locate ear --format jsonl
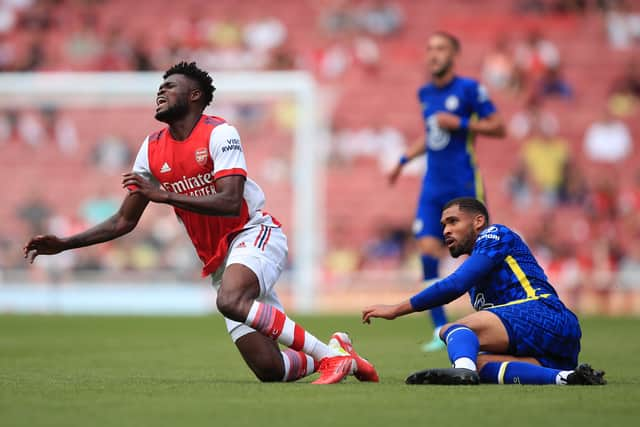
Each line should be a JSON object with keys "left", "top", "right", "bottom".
{"left": 473, "top": 214, "right": 486, "bottom": 231}
{"left": 190, "top": 88, "right": 202, "bottom": 103}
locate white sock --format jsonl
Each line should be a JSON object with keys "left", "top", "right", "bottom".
{"left": 453, "top": 357, "right": 477, "bottom": 371}
{"left": 555, "top": 370, "right": 573, "bottom": 385}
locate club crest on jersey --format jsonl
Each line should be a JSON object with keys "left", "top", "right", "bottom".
{"left": 195, "top": 147, "right": 208, "bottom": 166}
{"left": 445, "top": 95, "right": 459, "bottom": 111}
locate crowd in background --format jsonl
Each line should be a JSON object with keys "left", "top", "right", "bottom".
{"left": 1, "top": 0, "right": 639, "bottom": 314}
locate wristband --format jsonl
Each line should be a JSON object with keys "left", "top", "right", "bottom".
{"left": 459, "top": 117, "right": 469, "bottom": 131}
{"left": 399, "top": 155, "right": 409, "bottom": 166}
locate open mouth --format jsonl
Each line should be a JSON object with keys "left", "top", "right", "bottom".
{"left": 156, "top": 97, "right": 168, "bottom": 108}
{"left": 445, "top": 237, "right": 455, "bottom": 247}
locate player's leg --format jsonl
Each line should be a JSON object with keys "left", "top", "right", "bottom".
{"left": 215, "top": 226, "right": 353, "bottom": 384}
{"left": 414, "top": 197, "right": 448, "bottom": 352}
{"left": 476, "top": 354, "right": 605, "bottom": 385}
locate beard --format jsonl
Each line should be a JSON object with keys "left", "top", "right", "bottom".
{"left": 155, "top": 98, "right": 189, "bottom": 123}
{"left": 431, "top": 59, "right": 452, "bottom": 79}
{"left": 448, "top": 227, "right": 475, "bottom": 258}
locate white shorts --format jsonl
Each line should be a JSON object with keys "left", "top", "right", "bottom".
{"left": 211, "top": 224, "right": 288, "bottom": 342}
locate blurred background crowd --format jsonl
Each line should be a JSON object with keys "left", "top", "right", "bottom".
{"left": 1, "top": 0, "right": 639, "bottom": 314}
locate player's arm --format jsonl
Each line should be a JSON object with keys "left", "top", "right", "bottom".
{"left": 122, "top": 173, "right": 244, "bottom": 217}
{"left": 434, "top": 112, "right": 505, "bottom": 138}
{"left": 23, "top": 192, "right": 149, "bottom": 263}
{"left": 362, "top": 253, "right": 496, "bottom": 323}
{"left": 388, "top": 137, "right": 426, "bottom": 185}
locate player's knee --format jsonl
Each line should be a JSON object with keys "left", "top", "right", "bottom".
{"left": 216, "top": 289, "right": 250, "bottom": 321}
{"left": 439, "top": 323, "right": 453, "bottom": 341}
{"left": 253, "top": 367, "right": 282, "bottom": 383}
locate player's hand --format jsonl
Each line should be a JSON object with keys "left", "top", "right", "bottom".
{"left": 362, "top": 304, "right": 399, "bottom": 324}
{"left": 121, "top": 173, "right": 166, "bottom": 203}
{"left": 388, "top": 163, "right": 403, "bottom": 186}
{"left": 435, "top": 112, "right": 461, "bottom": 130}
{"left": 23, "top": 235, "right": 67, "bottom": 263}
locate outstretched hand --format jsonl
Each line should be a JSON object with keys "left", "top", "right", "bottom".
{"left": 23, "top": 235, "right": 67, "bottom": 264}
{"left": 362, "top": 304, "right": 400, "bottom": 324}
{"left": 121, "top": 173, "right": 165, "bottom": 203}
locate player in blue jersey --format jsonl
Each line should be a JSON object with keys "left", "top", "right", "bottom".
{"left": 362, "top": 197, "right": 606, "bottom": 385}
{"left": 388, "top": 32, "right": 506, "bottom": 352}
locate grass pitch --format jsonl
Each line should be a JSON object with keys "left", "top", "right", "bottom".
{"left": 1, "top": 314, "right": 638, "bottom": 427}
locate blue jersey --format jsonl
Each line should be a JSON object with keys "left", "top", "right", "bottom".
{"left": 418, "top": 76, "right": 496, "bottom": 196}
{"left": 469, "top": 224, "right": 558, "bottom": 310}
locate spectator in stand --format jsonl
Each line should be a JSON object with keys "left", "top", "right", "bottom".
{"left": 508, "top": 97, "right": 558, "bottom": 140}
{"left": 608, "top": 58, "right": 640, "bottom": 117}
{"left": 583, "top": 106, "right": 632, "bottom": 164}
{"left": 535, "top": 66, "right": 573, "bottom": 100}
{"left": 521, "top": 119, "right": 570, "bottom": 206}
{"left": 586, "top": 178, "right": 619, "bottom": 221}
{"left": 482, "top": 36, "right": 520, "bottom": 94}
{"left": 40, "top": 105, "right": 78, "bottom": 155}
{"left": 17, "top": 192, "right": 51, "bottom": 236}
{"left": 558, "top": 161, "right": 588, "bottom": 206}
{"left": 514, "top": 29, "right": 560, "bottom": 83}
{"left": 91, "top": 134, "right": 133, "bottom": 174}
{"left": 357, "top": 0, "right": 404, "bottom": 37}
{"left": 604, "top": 0, "right": 640, "bottom": 50}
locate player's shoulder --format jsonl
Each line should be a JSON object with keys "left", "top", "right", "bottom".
{"left": 146, "top": 127, "right": 167, "bottom": 146}
{"left": 455, "top": 76, "right": 481, "bottom": 88}
{"left": 476, "top": 224, "right": 513, "bottom": 243}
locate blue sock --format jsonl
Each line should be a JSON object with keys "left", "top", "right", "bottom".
{"left": 479, "top": 362, "right": 570, "bottom": 385}
{"left": 421, "top": 254, "right": 447, "bottom": 328}
{"left": 442, "top": 324, "right": 479, "bottom": 370}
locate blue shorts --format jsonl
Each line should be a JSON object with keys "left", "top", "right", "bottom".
{"left": 486, "top": 297, "right": 581, "bottom": 370}
{"left": 413, "top": 185, "right": 480, "bottom": 239}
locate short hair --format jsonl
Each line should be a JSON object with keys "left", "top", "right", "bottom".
{"left": 432, "top": 31, "right": 461, "bottom": 53}
{"left": 164, "top": 61, "right": 216, "bottom": 107}
{"left": 443, "top": 197, "right": 489, "bottom": 224}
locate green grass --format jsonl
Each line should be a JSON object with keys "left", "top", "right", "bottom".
{"left": 1, "top": 314, "right": 638, "bottom": 427}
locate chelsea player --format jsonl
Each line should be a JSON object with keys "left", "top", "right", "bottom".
{"left": 388, "top": 32, "right": 505, "bottom": 352}
{"left": 362, "top": 198, "right": 606, "bottom": 385}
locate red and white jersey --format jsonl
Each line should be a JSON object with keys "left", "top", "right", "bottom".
{"left": 132, "top": 115, "right": 278, "bottom": 276}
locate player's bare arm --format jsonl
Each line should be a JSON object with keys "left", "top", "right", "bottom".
{"left": 389, "top": 137, "right": 427, "bottom": 185}
{"left": 23, "top": 192, "right": 149, "bottom": 263}
{"left": 435, "top": 112, "right": 505, "bottom": 137}
{"left": 122, "top": 172, "right": 245, "bottom": 217}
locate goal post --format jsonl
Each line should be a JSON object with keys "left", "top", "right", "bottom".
{"left": 0, "top": 71, "right": 324, "bottom": 313}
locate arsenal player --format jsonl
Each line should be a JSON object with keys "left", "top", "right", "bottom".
{"left": 24, "top": 62, "right": 378, "bottom": 385}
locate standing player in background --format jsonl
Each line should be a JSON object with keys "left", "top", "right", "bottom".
{"left": 388, "top": 32, "right": 506, "bottom": 351}
{"left": 24, "top": 62, "right": 378, "bottom": 385}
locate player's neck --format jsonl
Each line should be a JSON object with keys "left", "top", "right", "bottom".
{"left": 168, "top": 112, "right": 202, "bottom": 141}
{"left": 432, "top": 71, "right": 455, "bottom": 88}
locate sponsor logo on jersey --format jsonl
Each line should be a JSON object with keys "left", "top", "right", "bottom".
{"left": 445, "top": 95, "right": 459, "bottom": 111}
{"left": 473, "top": 293, "right": 493, "bottom": 310}
{"left": 477, "top": 225, "right": 500, "bottom": 242}
{"left": 162, "top": 172, "right": 215, "bottom": 196}
{"left": 222, "top": 138, "right": 242, "bottom": 153}
{"left": 160, "top": 162, "right": 172, "bottom": 173}
{"left": 426, "top": 115, "right": 451, "bottom": 150}
{"left": 195, "top": 147, "right": 208, "bottom": 166}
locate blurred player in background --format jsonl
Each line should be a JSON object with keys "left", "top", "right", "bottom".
{"left": 388, "top": 32, "right": 505, "bottom": 352}
{"left": 363, "top": 197, "right": 605, "bottom": 386}
{"left": 24, "top": 61, "right": 378, "bottom": 385}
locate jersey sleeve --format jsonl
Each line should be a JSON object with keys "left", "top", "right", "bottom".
{"left": 130, "top": 137, "right": 159, "bottom": 188}
{"left": 472, "top": 225, "right": 512, "bottom": 263}
{"left": 470, "top": 81, "right": 497, "bottom": 119}
{"left": 209, "top": 123, "right": 248, "bottom": 181}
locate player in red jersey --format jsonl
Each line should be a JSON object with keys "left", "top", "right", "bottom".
{"left": 23, "top": 62, "right": 378, "bottom": 385}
